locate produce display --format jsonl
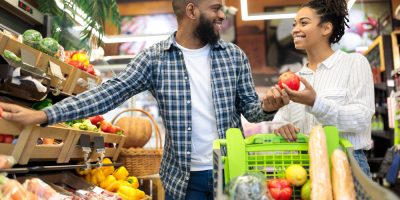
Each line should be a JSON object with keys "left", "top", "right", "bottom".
{"left": 76, "top": 158, "right": 145, "bottom": 200}
{"left": 22, "top": 29, "right": 42, "bottom": 49}
{"left": 64, "top": 115, "right": 124, "bottom": 135}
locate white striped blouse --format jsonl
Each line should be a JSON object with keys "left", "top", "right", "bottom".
{"left": 273, "top": 50, "right": 375, "bottom": 150}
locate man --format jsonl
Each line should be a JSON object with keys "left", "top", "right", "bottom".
{"left": 0, "top": 0, "right": 289, "bottom": 199}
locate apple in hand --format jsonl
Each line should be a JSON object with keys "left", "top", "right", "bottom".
{"left": 278, "top": 72, "right": 300, "bottom": 91}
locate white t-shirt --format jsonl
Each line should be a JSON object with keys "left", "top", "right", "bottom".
{"left": 273, "top": 50, "right": 375, "bottom": 150}
{"left": 175, "top": 42, "right": 218, "bottom": 171}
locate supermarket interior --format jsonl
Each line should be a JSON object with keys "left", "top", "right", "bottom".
{"left": 1, "top": 0, "right": 400, "bottom": 199}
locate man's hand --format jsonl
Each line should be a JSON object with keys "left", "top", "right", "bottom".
{"left": 283, "top": 76, "right": 316, "bottom": 107}
{"left": 274, "top": 124, "right": 300, "bottom": 141}
{"left": 0, "top": 102, "right": 48, "bottom": 125}
{"left": 262, "top": 85, "right": 290, "bottom": 112}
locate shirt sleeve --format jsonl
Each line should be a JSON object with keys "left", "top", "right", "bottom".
{"left": 235, "top": 50, "right": 275, "bottom": 122}
{"left": 43, "top": 51, "right": 153, "bottom": 125}
{"left": 306, "top": 54, "right": 375, "bottom": 133}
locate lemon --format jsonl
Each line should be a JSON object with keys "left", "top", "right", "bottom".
{"left": 285, "top": 164, "right": 307, "bottom": 186}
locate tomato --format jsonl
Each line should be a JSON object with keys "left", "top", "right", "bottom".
{"left": 278, "top": 72, "right": 300, "bottom": 91}
{"left": 88, "top": 115, "right": 104, "bottom": 126}
{"left": 267, "top": 179, "right": 293, "bottom": 200}
{"left": 0, "top": 134, "right": 4, "bottom": 143}
{"left": 100, "top": 121, "right": 113, "bottom": 133}
{"left": 3, "top": 135, "right": 13, "bottom": 144}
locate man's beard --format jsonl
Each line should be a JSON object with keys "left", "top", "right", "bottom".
{"left": 194, "top": 13, "right": 220, "bottom": 45}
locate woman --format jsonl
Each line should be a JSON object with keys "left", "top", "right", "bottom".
{"left": 272, "top": 0, "right": 374, "bottom": 177}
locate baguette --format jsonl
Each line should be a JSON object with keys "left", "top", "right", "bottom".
{"left": 309, "top": 125, "right": 333, "bottom": 200}
{"left": 331, "top": 149, "right": 356, "bottom": 200}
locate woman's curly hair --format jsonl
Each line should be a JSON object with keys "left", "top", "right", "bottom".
{"left": 302, "top": 0, "right": 350, "bottom": 44}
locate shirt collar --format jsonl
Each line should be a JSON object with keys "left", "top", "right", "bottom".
{"left": 161, "top": 31, "right": 227, "bottom": 51}
{"left": 299, "top": 50, "right": 342, "bottom": 74}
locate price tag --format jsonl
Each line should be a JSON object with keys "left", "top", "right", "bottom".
{"left": 49, "top": 61, "right": 65, "bottom": 80}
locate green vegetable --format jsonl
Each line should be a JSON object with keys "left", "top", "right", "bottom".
{"left": 22, "top": 29, "right": 43, "bottom": 48}
{"left": 38, "top": 37, "right": 59, "bottom": 56}
{"left": 3, "top": 50, "right": 21, "bottom": 63}
{"left": 32, "top": 98, "right": 53, "bottom": 110}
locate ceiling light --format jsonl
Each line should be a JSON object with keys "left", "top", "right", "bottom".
{"left": 241, "top": 0, "right": 357, "bottom": 21}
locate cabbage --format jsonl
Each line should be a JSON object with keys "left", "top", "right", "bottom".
{"left": 22, "top": 29, "right": 43, "bottom": 48}
{"left": 38, "top": 38, "right": 60, "bottom": 56}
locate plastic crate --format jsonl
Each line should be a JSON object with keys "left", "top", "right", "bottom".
{"left": 213, "top": 126, "right": 398, "bottom": 200}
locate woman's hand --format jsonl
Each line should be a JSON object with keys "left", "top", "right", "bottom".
{"left": 283, "top": 76, "right": 316, "bottom": 107}
{"left": 274, "top": 123, "right": 300, "bottom": 141}
{"left": 262, "top": 85, "right": 290, "bottom": 112}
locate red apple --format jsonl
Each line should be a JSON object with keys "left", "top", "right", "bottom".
{"left": 278, "top": 72, "right": 300, "bottom": 91}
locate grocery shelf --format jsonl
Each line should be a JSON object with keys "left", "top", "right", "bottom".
{"left": 0, "top": 162, "right": 122, "bottom": 174}
{"left": 372, "top": 130, "right": 393, "bottom": 140}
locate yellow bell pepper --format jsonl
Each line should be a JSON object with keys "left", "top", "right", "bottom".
{"left": 105, "top": 179, "right": 128, "bottom": 192}
{"left": 71, "top": 53, "right": 89, "bottom": 67}
{"left": 76, "top": 161, "right": 91, "bottom": 175}
{"left": 126, "top": 176, "right": 139, "bottom": 189}
{"left": 90, "top": 174, "right": 98, "bottom": 186}
{"left": 113, "top": 166, "right": 129, "bottom": 180}
{"left": 91, "top": 168, "right": 106, "bottom": 184}
{"left": 117, "top": 185, "right": 145, "bottom": 200}
{"left": 101, "top": 158, "right": 114, "bottom": 176}
{"left": 85, "top": 174, "right": 91, "bottom": 183}
{"left": 100, "top": 175, "right": 117, "bottom": 189}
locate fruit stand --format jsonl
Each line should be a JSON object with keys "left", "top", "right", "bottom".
{"left": 0, "top": 20, "right": 153, "bottom": 199}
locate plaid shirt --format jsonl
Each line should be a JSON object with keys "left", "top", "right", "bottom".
{"left": 44, "top": 34, "right": 274, "bottom": 199}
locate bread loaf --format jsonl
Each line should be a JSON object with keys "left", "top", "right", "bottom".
{"left": 331, "top": 149, "right": 356, "bottom": 200}
{"left": 309, "top": 125, "right": 333, "bottom": 200}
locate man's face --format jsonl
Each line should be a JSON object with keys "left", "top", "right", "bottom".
{"left": 194, "top": 12, "right": 220, "bottom": 45}
{"left": 193, "top": 0, "right": 225, "bottom": 45}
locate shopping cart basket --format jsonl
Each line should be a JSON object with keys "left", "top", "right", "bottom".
{"left": 213, "top": 126, "right": 399, "bottom": 200}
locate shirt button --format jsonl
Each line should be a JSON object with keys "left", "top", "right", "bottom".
{"left": 187, "top": 100, "right": 191, "bottom": 104}
{"left": 185, "top": 176, "right": 190, "bottom": 181}
{"left": 184, "top": 76, "right": 188, "bottom": 80}
{"left": 186, "top": 151, "right": 191, "bottom": 155}
{"left": 187, "top": 127, "right": 191, "bottom": 131}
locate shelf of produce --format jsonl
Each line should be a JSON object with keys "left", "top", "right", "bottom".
{"left": 372, "top": 130, "right": 393, "bottom": 140}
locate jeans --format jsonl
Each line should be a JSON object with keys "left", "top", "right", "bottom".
{"left": 353, "top": 149, "right": 372, "bottom": 178}
{"left": 165, "top": 170, "right": 214, "bottom": 200}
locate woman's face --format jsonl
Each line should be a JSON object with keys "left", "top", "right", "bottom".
{"left": 291, "top": 7, "right": 330, "bottom": 50}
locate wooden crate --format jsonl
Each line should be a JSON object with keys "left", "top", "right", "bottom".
{"left": 36, "top": 54, "right": 77, "bottom": 93}
{"left": 19, "top": 124, "right": 80, "bottom": 164}
{"left": 0, "top": 119, "right": 33, "bottom": 164}
{"left": 64, "top": 68, "right": 102, "bottom": 95}
{"left": 67, "top": 131, "right": 126, "bottom": 163}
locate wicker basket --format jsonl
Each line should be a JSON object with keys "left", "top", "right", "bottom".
{"left": 113, "top": 109, "right": 163, "bottom": 177}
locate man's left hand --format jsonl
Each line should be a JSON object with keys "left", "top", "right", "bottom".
{"left": 262, "top": 85, "right": 290, "bottom": 112}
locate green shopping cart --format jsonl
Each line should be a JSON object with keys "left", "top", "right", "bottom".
{"left": 213, "top": 126, "right": 399, "bottom": 200}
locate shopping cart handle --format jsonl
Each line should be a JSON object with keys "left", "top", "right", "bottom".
{"left": 245, "top": 133, "right": 309, "bottom": 144}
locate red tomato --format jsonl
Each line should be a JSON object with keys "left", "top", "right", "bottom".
{"left": 267, "top": 179, "right": 293, "bottom": 200}
{"left": 3, "top": 135, "right": 13, "bottom": 144}
{"left": 100, "top": 121, "right": 113, "bottom": 133}
{"left": 88, "top": 115, "right": 104, "bottom": 126}
{"left": 278, "top": 72, "right": 300, "bottom": 91}
{"left": 0, "top": 134, "right": 4, "bottom": 143}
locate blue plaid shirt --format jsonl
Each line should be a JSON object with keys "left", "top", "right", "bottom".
{"left": 44, "top": 33, "right": 274, "bottom": 199}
